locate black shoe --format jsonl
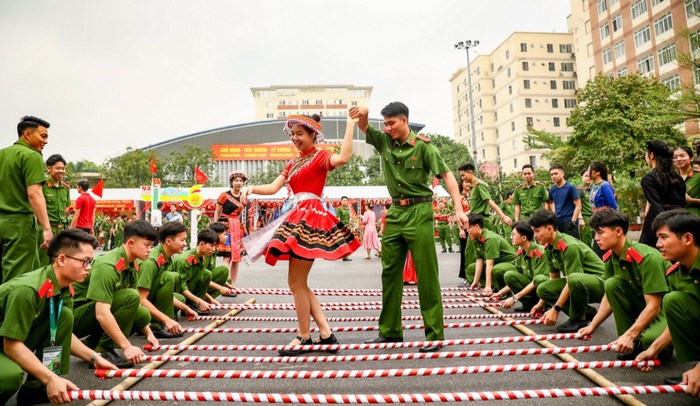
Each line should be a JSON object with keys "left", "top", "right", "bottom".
{"left": 152, "top": 326, "right": 184, "bottom": 339}
{"left": 342, "top": 257, "right": 352, "bottom": 261}
{"left": 364, "top": 335, "right": 403, "bottom": 344}
{"left": 99, "top": 348, "right": 134, "bottom": 369}
{"left": 616, "top": 340, "right": 643, "bottom": 361}
{"left": 17, "top": 385, "right": 50, "bottom": 405}
{"left": 441, "top": 250, "right": 447, "bottom": 253}
{"left": 556, "top": 318, "right": 589, "bottom": 333}
{"left": 317, "top": 333, "right": 339, "bottom": 353}
{"left": 419, "top": 344, "right": 443, "bottom": 353}
{"left": 664, "top": 376, "right": 682, "bottom": 385}
{"left": 278, "top": 336, "right": 314, "bottom": 356}
{"left": 585, "top": 306, "right": 598, "bottom": 321}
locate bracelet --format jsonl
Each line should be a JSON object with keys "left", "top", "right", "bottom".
{"left": 553, "top": 304, "right": 563, "bottom": 312}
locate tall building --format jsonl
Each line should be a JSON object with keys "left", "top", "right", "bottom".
{"left": 250, "top": 85, "right": 372, "bottom": 120}
{"left": 450, "top": 32, "right": 578, "bottom": 174}
{"left": 569, "top": 0, "right": 700, "bottom": 136}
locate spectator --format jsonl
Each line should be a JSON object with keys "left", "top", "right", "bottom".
{"left": 673, "top": 146, "right": 700, "bottom": 217}
{"left": 547, "top": 164, "right": 582, "bottom": 239}
{"left": 70, "top": 180, "right": 96, "bottom": 234}
{"left": 361, "top": 202, "right": 381, "bottom": 259}
{"left": 165, "top": 204, "right": 183, "bottom": 222}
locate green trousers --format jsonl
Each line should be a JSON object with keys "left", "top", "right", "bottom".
{"left": 0, "top": 307, "right": 73, "bottom": 403}
{"left": 450, "top": 224, "right": 460, "bottom": 245}
{"left": 663, "top": 291, "right": 700, "bottom": 362}
{"left": 437, "top": 223, "right": 453, "bottom": 251}
{"left": 604, "top": 277, "right": 667, "bottom": 350}
{"left": 73, "top": 289, "right": 151, "bottom": 352}
{"left": 0, "top": 214, "right": 39, "bottom": 284}
{"left": 207, "top": 265, "right": 230, "bottom": 298}
{"left": 179, "top": 269, "right": 213, "bottom": 306}
{"left": 466, "top": 262, "right": 516, "bottom": 291}
{"left": 503, "top": 271, "right": 549, "bottom": 309}
{"left": 380, "top": 202, "right": 444, "bottom": 341}
{"left": 536, "top": 274, "right": 604, "bottom": 320}
{"left": 37, "top": 225, "right": 64, "bottom": 267}
{"left": 580, "top": 224, "right": 593, "bottom": 251}
{"left": 145, "top": 270, "right": 178, "bottom": 328}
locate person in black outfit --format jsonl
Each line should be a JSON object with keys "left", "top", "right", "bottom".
{"left": 639, "top": 139, "right": 686, "bottom": 247}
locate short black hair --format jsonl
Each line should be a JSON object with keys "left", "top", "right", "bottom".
{"left": 467, "top": 213, "right": 484, "bottom": 228}
{"left": 77, "top": 180, "right": 89, "bottom": 191}
{"left": 17, "top": 115, "right": 50, "bottom": 136}
{"left": 159, "top": 221, "right": 188, "bottom": 242}
{"left": 48, "top": 229, "right": 98, "bottom": 261}
{"left": 380, "top": 102, "right": 409, "bottom": 118}
{"left": 341, "top": 196, "right": 349, "bottom": 200}
{"left": 549, "top": 164, "right": 564, "bottom": 172}
{"left": 124, "top": 220, "right": 157, "bottom": 242}
{"left": 46, "top": 154, "right": 66, "bottom": 166}
{"left": 384, "top": 202, "right": 392, "bottom": 209}
{"left": 512, "top": 221, "right": 534, "bottom": 241}
{"left": 197, "top": 228, "right": 219, "bottom": 245}
{"left": 459, "top": 162, "right": 475, "bottom": 172}
{"left": 588, "top": 161, "right": 609, "bottom": 181}
{"left": 590, "top": 209, "right": 629, "bottom": 234}
{"left": 208, "top": 222, "right": 227, "bottom": 234}
{"left": 652, "top": 209, "right": 700, "bottom": 247}
{"left": 521, "top": 164, "right": 534, "bottom": 172}
{"left": 156, "top": 201, "right": 164, "bottom": 209}
{"left": 528, "top": 210, "right": 558, "bottom": 228}
{"left": 505, "top": 191, "right": 514, "bottom": 198}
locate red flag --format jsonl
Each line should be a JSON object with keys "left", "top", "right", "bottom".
{"left": 92, "top": 178, "right": 104, "bottom": 198}
{"left": 150, "top": 157, "right": 157, "bottom": 174}
{"left": 194, "top": 166, "right": 208, "bottom": 184}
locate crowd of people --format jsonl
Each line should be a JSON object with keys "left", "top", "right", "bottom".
{"left": 1, "top": 108, "right": 700, "bottom": 404}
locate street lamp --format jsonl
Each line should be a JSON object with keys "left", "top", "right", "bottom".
{"left": 454, "top": 40, "right": 479, "bottom": 165}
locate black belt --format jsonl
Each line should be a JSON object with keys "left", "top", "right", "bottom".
{"left": 395, "top": 196, "right": 433, "bottom": 206}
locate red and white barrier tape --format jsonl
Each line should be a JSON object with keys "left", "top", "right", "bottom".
{"left": 178, "top": 320, "right": 544, "bottom": 334}
{"left": 143, "top": 344, "right": 616, "bottom": 364}
{"left": 144, "top": 333, "right": 582, "bottom": 352}
{"left": 234, "top": 287, "right": 486, "bottom": 295}
{"left": 188, "top": 312, "right": 538, "bottom": 322}
{"left": 69, "top": 385, "right": 687, "bottom": 403}
{"left": 210, "top": 302, "right": 503, "bottom": 311}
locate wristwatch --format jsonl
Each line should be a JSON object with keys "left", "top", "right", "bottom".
{"left": 553, "top": 304, "right": 563, "bottom": 312}
{"left": 90, "top": 353, "right": 100, "bottom": 364}
{"left": 512, "top": 296, "right": 519, "bottom": 303}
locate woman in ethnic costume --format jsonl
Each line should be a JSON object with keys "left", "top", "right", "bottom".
{"left": 361, "top": 202, "right": 381, "bottom": 259}
{"left": 214, "top": 170, "right": 250, "bottom": 291}
{"left": 242, "top": 114, "right": 360, "bottom": 356}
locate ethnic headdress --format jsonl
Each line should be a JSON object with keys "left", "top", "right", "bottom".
{"left": 228, "top": 170, "right": 248, "bottom": 182}
{"left": 283, "top": 115, "right": 325, "bottom": 144}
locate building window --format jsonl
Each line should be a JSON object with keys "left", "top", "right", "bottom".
{"left": 637, "top": 54, "right": 655, "bottom": 74}
{"left": 564, "top": 99, "right": 577, "bottom": 108}
{"left": 654, "top": 12, "right": 673, "bottom": 35}
{"left": 552, "top": 99, "right": 559, "bottom": 108}
{"left": 512, "top": 139, "right": 517, "bottom": 149}
{"left": 548, "top": 62, "right": 556, "bottom": 71}
{"left": 631, "top": 0, "right": 648, "bottom": 19}
{"left": 602, "top": 48, "right": 613, "bottom": 64}
{"left": 612, "top": 14, "right": 623, "bottom": 31}
{"left": 561, "top": 62, "right": 575, "bottom": 71}
{"left": 687, "top": 0, "right": 700, "bottom": 17}
{"left": 523, "top": 79, "right": 531, "bottom": 89}
{"left": 600, "top": 23, "right": 611, "bottom": 41}
{"left": 526, "top": 117, "right": 533, "bottom": 127}
{"left": 508, "top": 85, "right": 512, "bottom": 95}
{"left": 634, "top": 26, "right": 651, "bottom": 48}
{"left": 560, "top": 44, "right": 573, "bottom": 53}
{"left": 694, "top": 67, "right": 700, "bottom": 85}
{"left": 563, "top": 80, "right": 576, "bottom": 90}
{"left": 547, "top": 43, "right": 554, "bottom": 53}
{"left": 597, "top": 0, "right": 608, "bottom": 14}
{"left": 662, "top": 74, "right": 681, "bottom": 91}
{"left": 550, "top": 80, "right": 557, "bottom": 89}
{"left": 618, "top": 67, "right": 628, "bottom": 76}
{"left": 529, "top": 155, "right": 537, "bottom": 166}
{"left": 510, "top": 103, "right": 514, "bottom": 113}
{"left": 658, "top": 43, "right": 677, "bottom": 66}
{"left": 266, "top": 113, "right": 274, "bottom": 118}
{"left": 614, "top": 40, "right": 626, "bottom": 59}
{"left": 514, "top": 158, "right": 518, "bottom": 168}
{"left": 521, "top": 43, "right": 528, "bottom": 52}
{"left": 525, "top": 98, "right": 532, "bottom": 108}
{"left": 553, "top": 117, "right": 561, "bottom": 127}
{"left": 506, "top": 50, "right": 510, "bottom": 59}
{"left": 511, "top": 122, "right": 516, "bottom": 131}
{"left": 651, "top": 0, "right": 666, "bottom": 5}
{"left": 522, "top": 61, "right": 529, "bottom": 71}
{"left": 507, "top": 67, "right": 512, "bottom": 77}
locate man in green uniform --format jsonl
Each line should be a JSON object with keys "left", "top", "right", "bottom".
{"left": 466, "top": 214, "right": 517, "bottom": 295}
{"left": 577, "top": 169, "right": 595, "bottom": 251}
{"left": 435, "top": 200, "right": 454, "bottom": 253}
{"left": 636, "top": 210, "right": 700, "bottom": 395}
{"left": 72, "top": 220, "right": 157, "bottom": 368}
{"left": 172, "top": 229, "right": 230, "bottom": 313}
{"left": 497, "top": 191, "right": 515, "bottom": 239}
{"left": 529, "top": 209, "right": 605, "bottom": 332}
{"left": 0, "top": 116, "right": 53, "bottom": 283}
{"left": 336, "top": 196, "right": 352, "bottom": 261}
{"left": 578, "top": 209, "right": 669, "bottom": 360}
{"left": 499, "top": 221, "right": 550, "bottom": 311}
{"left": 38, "top": 154, "right": 71, "bottom": 266}
{"left": 113, "top": 214, "right": 126, "bottom": 247}
{"left": 351, "top": 103, "right": 467, "bottom": 353}
{"left": 100, "top": 215, "right": 112, "bottom": 250}
{"left": 197, "top": 209, "right": 211, "bottom": 233}
{"left": 513, "top": 164, "right": 550, "bottom": 221}
{"left": 459, "top": 163, "right": 513, "bottom": 230}
{"left": 137, "top": 221, "right": 194, "bottom": 339}
{"left": 0, "top": 230, "right": 116, "bottom": 405}
{"left": 203, "top": 224, "right": 236, "bottom": 297}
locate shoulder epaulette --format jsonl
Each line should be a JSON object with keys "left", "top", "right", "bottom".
{"left": 534, "top": 181, "right": 545, "bottom": 186}
{"left": 416, "top": 134, "right": 431, "bottom": 143}
{"left": 515, "top": 184, "right": 524, "bottom": 190}
{"left": 625, "top": 246, "right": 644, "bottom": 265}
{"left": 114, "top": 257, "right": 126, "bottom": 272}
{"left": 61, "top": 181, "right": 71, "bottom": 188}
{"left": 37, "top": 278, "right": 55, "bottom": 299}
{"left": 666, "top": 262, "right": 680, "bottom": 277}
{"left": 602, "top": 250, "right": 613, "bottom": 262}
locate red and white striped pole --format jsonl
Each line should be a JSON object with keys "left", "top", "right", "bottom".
{"left": 233, "top": 288, "right": 479, "bottom": 297}
{"left": 234, "top": 287, "right": 485, "bottom": 295}
{"left": 188, "top": 312, "right": 538, "bottom": 322}
{"left": 209, "top": 302, "right": 503, "bottom": 311}
{"left": 178, "top": 320, "right": 544, "bottom": 334}
{"left": 143, "top": 344, "right": 616, "bottom": 364}
{"left": 144, "top": 333, "right": 583, "bottom": 352}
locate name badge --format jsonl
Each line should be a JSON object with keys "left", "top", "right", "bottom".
{"left": 42, "top": 346, "right": 62, "bottom": 373}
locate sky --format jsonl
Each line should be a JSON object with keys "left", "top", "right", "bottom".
{"left": 0, "top": 0, "right": 571, "bottom": 164}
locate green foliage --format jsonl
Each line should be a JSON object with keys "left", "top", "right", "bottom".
{"left": 161, "top": 145, "right": 220, "bottom": 187}
{"left": 326, "top": 154, "right": 365, "bottom": 186}
{"left": 247, "top": 161, "right": 285, "bottom": 185}
{"left": 64, "top": 160, "right": 103, "bottom": 185}
{"left": 101, "top": 148, "right": 157, "bottom": 188}
{"left": 525, "top": 128, "right": 577, "bottom": 174}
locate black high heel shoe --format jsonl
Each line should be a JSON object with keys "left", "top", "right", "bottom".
{"left": 278, "top": 335, "right": 314, "bottom": 356}
{"left": 317, "top": 333, "right": 339, "bottom": 353}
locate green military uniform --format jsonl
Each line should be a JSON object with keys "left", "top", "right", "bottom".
{"left": 100, "top": 219, "right": 113, "bottom": 250}
{"left": 497, "top": 200, "right": 515, "bottom": 239}
{"left": 450, "top": 220, "right": 460, "bottom": 248}
{"left": 336, "top": 206, "right": 350, "bottom": 227}
{"left": 366, "top": 124, "right": 448, "bottom": 341}
{"left": 504, "top": 243, "right": 550, "bottom": 309}
{"left": 0, "top": 139, "right": 46, "bottom": 284}
{"left": 466, "top": 228, "right": 517, "bottom": 290}
{"left": 663, "top": 252, "right": 700, "bottom": 362}
{"left": 172, "top": 249, "right": 214, "bottom": 306}
{"left": 0, "top": 266, "right": 74, "bottom": 403}
{"left": 577, "top": 185, "right": 594, "bottom": 249}
{"left": 137, "top": 245, "right": 186, "bottom": 328}
{"left": 72, "top": 246, "right": 150, "bottom": 352}
{"left": 435, "top": 206, "right": 453, "bottom": 252}
{"left": 537, "top": 232, "right": 605, "bottom": 321}
{"left": 201, "top": 253, "right": 229, "bottom": 298}
{"left": 601, "top": 241, "right": 669, "bottom": 350}
{"left": 469, "top": 181, "right": 494, "bottom": 229}
{"left": 512, "top": 181, "right": 549, "bottom": 221}
{"left": 114, "top": 219, "right": 125, "bottom": 247}
{"left": 38, "top": 179, "right": 71, "bottom": 266}
{"left": 197, "top": 213, "right": 211, "bottom": 233}
{"left": 684, "top": 170, "right": 700, "bottom": 217}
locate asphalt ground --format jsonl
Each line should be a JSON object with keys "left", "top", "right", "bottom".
{"left": 10, "top": 244, "right": 699, "bottom": 405}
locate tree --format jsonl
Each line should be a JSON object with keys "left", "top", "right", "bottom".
{"left": 326, "top": 154, "right": 365, "bottom": 186}
{"left": 64, "top": 159, "right": 103, "bottom": 185}
{"left": 364, "top": 154, "right": 385, "bottom": 186}
{"left": 161, "top": 145, "right": 220, "bottom": 187}
{"left": 426, "top": 133, "right": 472, "bottom": 171}
{"left": 525, "top": 128, "right": 576, "bottom": 174}
{"left": 101, "top": 148, "right": 157, "bottom": 188}
{"left": 247, "top": 161, "right": 285, "bottom": 186}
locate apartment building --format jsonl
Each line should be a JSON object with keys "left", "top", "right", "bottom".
{"left": 450, "top": 32, "right": 578, "bottom": 174}
{"left": 250, "top": 85, "right": 372, "bottom": 120}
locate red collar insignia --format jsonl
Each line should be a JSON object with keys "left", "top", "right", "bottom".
{"left": 186, "top": 254, "right": 198, "bottom": 265}
{"left": 666, "top": 262, "right": 680, "bottom": 277}
{"left": 516, "top": 248, "right": 524, "bottom": 256}
{"left": 411, "top": 156, "right": 417, "bottom": 161}
{"left": 37, "top": 278, "right": 54, "bottom": 299}
{"left": 602, "top": 250, "right": 613, "bottom": 262}
{"left": 625, "top": 247, "right": 644, "bottom": 264}
{"left": 47, "top": 182, "right": 53, "bottom": 188}
{"left": 156, "top": 254, "right": 166, "bottom": 266}
{"left": 556, "top": 239, "right": 567, "bottom": 251}
{"left": 68, "top": 284, "right": 75, "bottom": 297}
{"left": 480, "top": 236, "right": 486, "bottom": 244}
{"left": 409, "top": 138, "right": 416, "bottom": 146}
{"left": 543, "top": 243, "right": 550, "bottom": 249}
{"left": 531, "top": 249, "right": 543, "bottom": 259}
{"left": 115, "top": 257, "right": 126, "bottom": 272}
{"left": 134, "top": 261, "right": 140, "bottom": 272}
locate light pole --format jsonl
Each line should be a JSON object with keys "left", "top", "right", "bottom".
{"left": 454, "top": 40, "right": 479, "bottom": 165}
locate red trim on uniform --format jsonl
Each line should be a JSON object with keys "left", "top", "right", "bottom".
{"left": 480, "top": 236, "right": 486, "bottom": 244}
{"left": 602, "top": 250, "right": 613, "bottom": 262}
{"left": 156, "top": 254, "right": 166, "bottom": 267}
{"left": 416, "top": 135, "right": 431, "bottom": 142}
{"left": 186, "top": 255, "right": 198, "bottom": 265}
{"left": 115, "top": 257, "right": 126, "bottom": 272}
{"left": 37, "top": 278, "right": 53, "bottom": 299}
{"left": 68, "top": 284, "right": 75, "bottom": 297}
{"left": 532, "top": 249, "right": 543, "bottom": 259}
{"left": 134, "top": 261, "right": 140, "bottom": 272}
{"left": 626, "top": 247, "right": 644, "bottom": 264}
{"left": 556, "top": 239, "right": 567, "bottom": 251}
{"left": 666, "top": 262, "right": 680, "bottom": 277}
{"left": 516, "top": 248, "right": 524, "bottom": 256}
